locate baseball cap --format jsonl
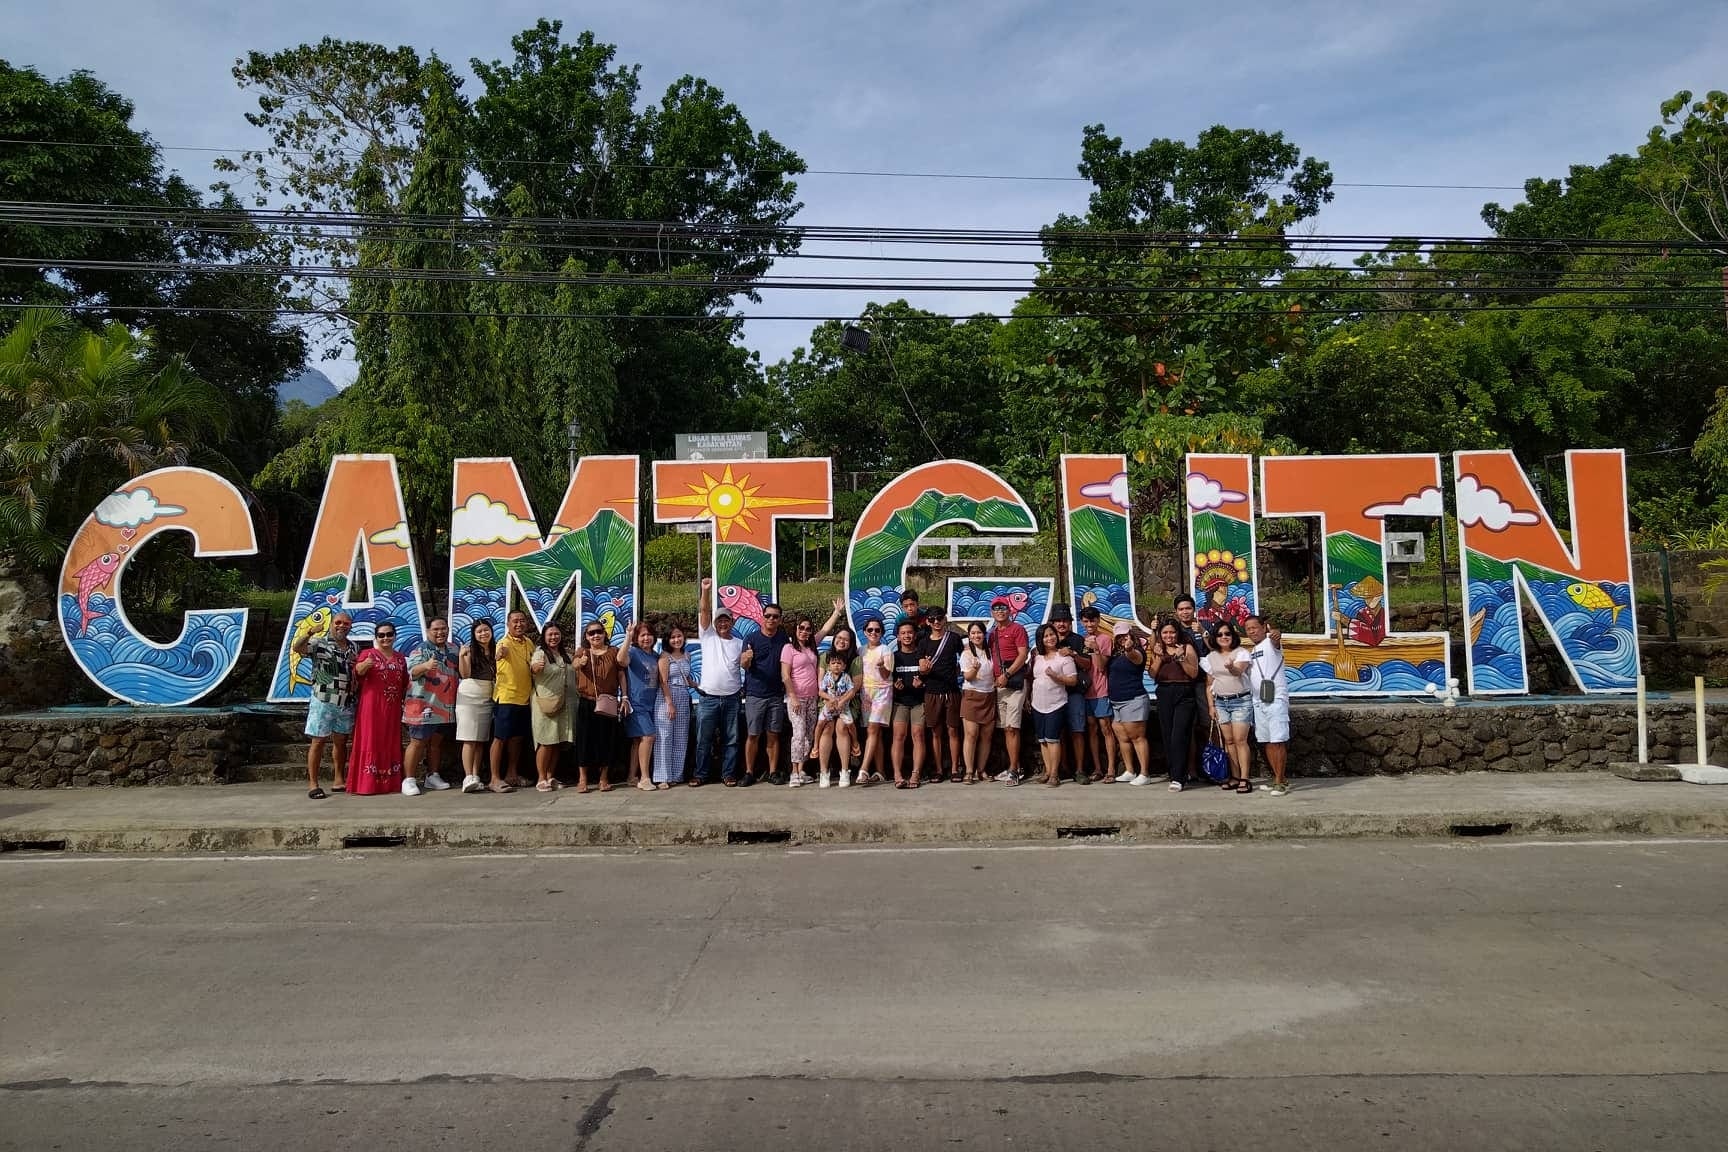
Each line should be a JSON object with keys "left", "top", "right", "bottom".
{"left": 1113, "top": 621, "right": 1133, "bottom": 637}
{"left": 989, "top": 595, "right": 1013, "bottom": 609}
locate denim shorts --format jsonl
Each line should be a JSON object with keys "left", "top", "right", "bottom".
{"left": 1031, "top": 707, "right": 1067, "bottom": 744}
{"left": 1213, "top": 692, "right": 1254, "bottom": 725}
{"left": 1063, "top": 690, "right": 1087, "bottom": 733}
{"left": 406, "top": 721, "right": 455, "bottom": 743}
{"left": 1086, "top": 696, "right": 1112, "bottom": 719}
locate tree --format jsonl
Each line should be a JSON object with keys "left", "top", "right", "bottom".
{"left": 1, "top": 61, "right": 305, "bottom": 482}
{"left": 0, "top": 310, "right": 229, "bottom": 566}
{"left": 769, "top": 302, "right": 1006, "bottom": 474}
{"left": 1637, "top": 89, "right": 1728, "bottom": 250}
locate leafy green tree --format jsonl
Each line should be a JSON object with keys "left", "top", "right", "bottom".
{"left": 1, "top": 61, "right": 304, "bottom": 482}
{"left": 0, "top": 310, "right": 229, "bottom": 565}
{"left": 1637, "top": 89, "right": 1728, "bottom": 249}
{"left": 768, "top": 301, "right": 1006, "bottom": 474}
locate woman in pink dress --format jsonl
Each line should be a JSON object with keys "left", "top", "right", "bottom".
{"left": 346, "top": 624, "right": 408, "bottom": 795}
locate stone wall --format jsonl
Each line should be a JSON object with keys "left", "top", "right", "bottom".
{"left": 0, "top": 709, "right": 267, "bottom": 788}
{"left": 1287, "top": 698, "right": 1728, "bottom": 777}
{"left": 2, "top": 697, "right": 1721, "bottom": 788}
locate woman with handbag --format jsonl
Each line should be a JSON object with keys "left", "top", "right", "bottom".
{"left": 573, "top": 619, "right": 627, "bottom": 793}
{"left": 624, "top": 622, "right": 662, "bottom": 792}
{"left": 1203, "top": 622, "right": 1255, "bottom": 794}
{"left": 528, "top": 622, "right": 574, "bottom": 793}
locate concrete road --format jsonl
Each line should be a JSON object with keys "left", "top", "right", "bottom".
{"left": 3, "top": 838, "right": 1727, "bottom": 1149}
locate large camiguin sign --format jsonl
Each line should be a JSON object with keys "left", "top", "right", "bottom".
{"left": 58, "top": 449, "right": 1638, "bottom": 707}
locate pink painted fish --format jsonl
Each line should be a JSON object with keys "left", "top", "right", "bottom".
{"left": 1005, "top": 590, "right": 1030, "bottom": 614}
{"left": 71, "top": 552, "right": 122, "bottom": 636}
{"left": 718, "top": 584, "right": 767, "bottom": 627}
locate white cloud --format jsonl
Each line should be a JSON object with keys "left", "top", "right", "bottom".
{"left": 1456, "top": 475, "right": 1540, "bottom": 531}
{"left": 367, "top": 521, "right": 411, "bottom": 549}
{"left": 1079, "top": 471, "right": 1130, "bottom": 510}
{"left": 1364, "top": 486, "right": 1444, "bottom": 518}
{"left": 451, "top": 494, "right": 542, "bottom": 547}
{"left": 94, "top": 487, "right": 184, "bottom": 528}
{"left": 1186, "top": 472, "right": 1247, "bottom": 512}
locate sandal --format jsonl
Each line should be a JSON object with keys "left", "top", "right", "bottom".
{"left": 1235, "top": 779, "right": 1253, "bottom": 794}
{"left": 636, "top": 780, "right": 655, "bottom": 792}
{"left": 576, "top": 784, "right": 590, "bottom": 794}
{"left": 598, "top": 782, "right": 613, "bottom": 792}
{"left": 308, "top": 787, "right": 327, "bottom": 800}
{"left": 491, "top": 782, "right": 516, "bottom": 794}
{"left": 894, "top": 780, "right": 908, "bottom": 789}
{"left": 536, "top": 780, "right": 553, "bottom": 792}
{"left": 330, "top": 785, "right": 345, "bottom": 793}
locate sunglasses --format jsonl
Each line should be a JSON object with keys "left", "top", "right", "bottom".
{"left": 585, "top": 629, "right": 605, "bottom": 638}
{"left": 864, "top": 626, "right": 883, "bottom": 634}
{"left": 375, "top": 631, "right": 396, "bottom": 639}
{"left": 763, "top": 612, "right": 782, "bottom": 620}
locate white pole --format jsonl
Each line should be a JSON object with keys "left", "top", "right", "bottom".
{"left": 1636, "top": 675, "right": 1648, "bottom": 764}
{"left": 1696, "top": 676, "right": 1708, "bottom": 768}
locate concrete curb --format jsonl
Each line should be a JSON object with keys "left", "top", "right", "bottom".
{"left": 5, "top": 786, "right": 1728, "bottom": 853}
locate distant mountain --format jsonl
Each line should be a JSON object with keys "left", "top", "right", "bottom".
{"left": 276, "top": 367, "right": 339, "bottom": 408}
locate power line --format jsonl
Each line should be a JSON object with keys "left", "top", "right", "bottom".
{"left": 4, "top": 256, "right": 1716, "bottom": 297}
{"left": 4, "top": 299, "right": 1719, "bottom": 322}
{"left": 0, "top": 137, "right": 1531, "bottom": 191}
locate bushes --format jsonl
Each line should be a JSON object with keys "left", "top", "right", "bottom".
{"left": 643, "top": 531, "right": 700, "bottom": 582}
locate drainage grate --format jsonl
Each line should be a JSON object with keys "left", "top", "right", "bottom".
{"left": 727, "top": 829, "right": 792, "bottom": 845}
{"left": 1056, "top": 826, "right": 1122, "bottom": 839}
{"left": 340, "top": 834, "right": 407, "bottom": 849}
{"left": 1448, "top": 822, "right": 1514, "bottom": 838}
{"left": 1, "top": 839, "right": 68, "bottom": 853}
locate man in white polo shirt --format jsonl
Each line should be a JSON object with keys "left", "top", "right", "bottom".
{"left": 1242, "top": 613, "right": 1290, "bottom": 795}
{"left": 694, "top": 577, "right": 746, "bottom": 786}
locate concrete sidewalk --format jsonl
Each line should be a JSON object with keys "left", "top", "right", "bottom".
{"left": 2, "top": 772, "right": 1726, "bottom": 853}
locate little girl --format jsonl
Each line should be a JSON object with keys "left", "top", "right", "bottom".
{"left": 816, "top": 650, "right": 858, "bottom": 787}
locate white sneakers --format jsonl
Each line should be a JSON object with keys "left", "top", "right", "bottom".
{"left": 401, "top": 777, "right": 422, "bottom": 797}
{"left": 817, "top": 773, "right": 830, "bottom": 788}
{"left": 425, "top": 772, "right": 451, "bottom": 791}
{"left": 1115, "top": 770, "right": 1135, "bottom": 783}
{"left": 1129, "top": 774, "right": 1151, "bottom": 786}
{"left": 787, "top": 774, "right": 804, "bottom": 788}
{"left": 1168, "top": 781, "right": 1183, "bottom": 792}
{"left": 837, "top": 770, "right": 850, "bottom": 788}
{"left": 461, "top": 774, "right": 483, "bottom": 793}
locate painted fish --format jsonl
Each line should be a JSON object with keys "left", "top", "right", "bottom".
{"left": 70, "top": 552, "right": 121, "bottom": 636}
{"left": 288, "top": 606, "right": 334, "bottom": 694}
{"left": 597, "top": 606, "right": 618, "bottom": 643}
{"left": 1077, "top": 589, "right": 1132, "bottom": 630}
{"left": 718, "top": 584, "right": 767, "bottom": 627}
{"left": 1565, "top": 581, "right": 1625, "bottom": 626}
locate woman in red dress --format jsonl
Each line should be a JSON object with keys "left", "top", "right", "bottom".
{"left": 346, "top": 624, "right": 408, "bottom": 795}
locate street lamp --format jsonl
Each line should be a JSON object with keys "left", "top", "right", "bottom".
{"left": 566, "top": 420, "right": 583, "bottom": 478}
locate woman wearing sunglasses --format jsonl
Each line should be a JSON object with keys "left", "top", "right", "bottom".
{"left": 345, "top": 623, "right": 408, "bottom": 796}
{"left": 855, "top": 616, "right": 894, "bottom": 786}
{"left": 572, "top": 620, "right": 627, "bottom": 793}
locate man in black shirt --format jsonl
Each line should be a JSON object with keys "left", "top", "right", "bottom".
{"left": 889, "top": 619, "right": 928, "bottom": 787}
{"left": 1175, "top": 593, "right": 1214, "bottom": 767}
{"left": 740, "top": 602, "right": 791, "bottom": 784}
{"left": 919, "top": 605, "right": 963, "bottom": 782}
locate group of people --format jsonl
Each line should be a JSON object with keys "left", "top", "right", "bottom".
{"left": 295, "top": 580, "right": 1292, "bottom": 800}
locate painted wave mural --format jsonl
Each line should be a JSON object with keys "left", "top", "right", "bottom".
{"left": 60, "top": 592, "right": 245, "bottom": 705}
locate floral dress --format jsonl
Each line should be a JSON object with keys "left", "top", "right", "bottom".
{"left": 346, "top": 647, "right": 407, "bottom": 795}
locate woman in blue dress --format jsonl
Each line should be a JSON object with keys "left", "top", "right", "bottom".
{"left": 654, "top": 624, "right": 694, "bottom": 788}
{"left": 624, "top": 621, "right": 662, "bottom": 792}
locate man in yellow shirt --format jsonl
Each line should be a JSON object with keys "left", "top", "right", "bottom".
{"left": 488, "top": 609, "right": 534, "bottom": 792}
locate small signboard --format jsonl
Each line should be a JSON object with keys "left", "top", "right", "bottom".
{"left": 674, "top": 431, "right": 769, "bottom": 461}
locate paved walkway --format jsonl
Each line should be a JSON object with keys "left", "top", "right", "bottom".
{"left": 2, "top": 771, "right": 1726, "bottom": 852}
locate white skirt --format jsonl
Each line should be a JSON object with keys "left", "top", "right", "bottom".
{"left": 456, "top": 678, "right": 495, "bottom": 742}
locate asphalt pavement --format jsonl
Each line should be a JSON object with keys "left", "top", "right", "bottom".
{"left": 3, "top": 838, "right": 1727, "bottom": 1148}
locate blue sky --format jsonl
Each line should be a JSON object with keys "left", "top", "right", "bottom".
{"left": 10, "top": 1, "right": 1725, "bottom": 384}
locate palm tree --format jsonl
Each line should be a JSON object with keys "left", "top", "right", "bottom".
{"left": 0, "top": 309, "right": 231, "bottom": 567}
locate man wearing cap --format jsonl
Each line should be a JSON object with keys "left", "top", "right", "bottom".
{"left": 694, "top": 577, "right": 746, "bottom": 786}
{"left": 987, "top": 596, "right": 1029, "bottom": 781}
{"left": 918, "top": 605, "right": 964, "bottom": 781}
{"left": 1049, "top": 604, "right": 1091, "bottom": 782}
{"left": 1077, "top": 604, "right": 1115, "bottom": 782}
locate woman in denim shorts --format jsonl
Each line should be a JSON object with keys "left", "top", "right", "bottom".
{"left": 1203, "top": 622, "right": 1255, "bottom": 793}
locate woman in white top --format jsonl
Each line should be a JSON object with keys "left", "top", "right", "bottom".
{"left": 958, "top": 621, "right": 997, "bottom": 784}
{"left": 1029, "top": 623, "right": 1079, "bottom": 788}
{"left": 1202, "top": 621, "right": 1254, "bottom": 794}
